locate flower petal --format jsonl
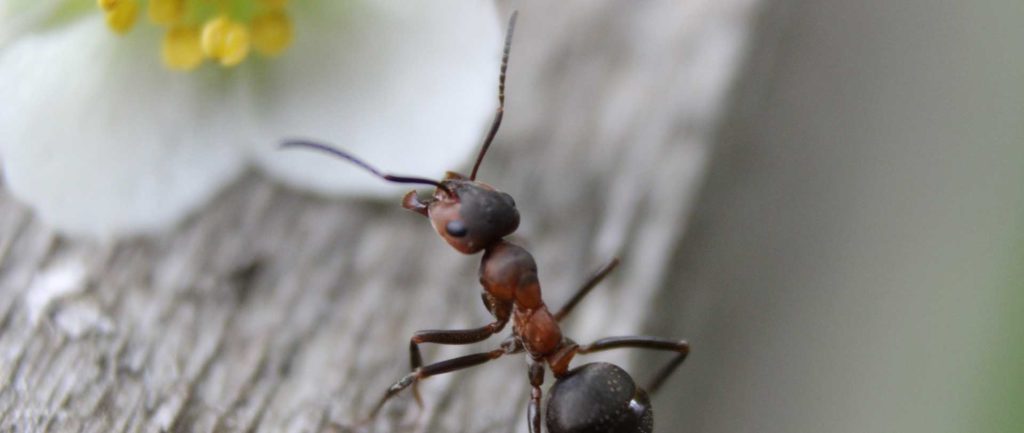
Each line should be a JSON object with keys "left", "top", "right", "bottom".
{"left": 0, "top": 16, "right": 248, "bottom": 239}
{"left": 0, "top": 0, "right": 63, "bottom": 47}
{"left": 249, "top": 1, "right": 502, "bottom": 196}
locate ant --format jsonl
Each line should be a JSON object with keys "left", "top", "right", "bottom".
{"left": 284, "top": 12, "right": 689, "bottom": 433}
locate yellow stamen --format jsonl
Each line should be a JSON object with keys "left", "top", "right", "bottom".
{"left": 104, "top": 0, "right": 138, "bottom": 34}
{"left": 162, "top": 26, "right": 204, "bottom": 70}
{"left": 148, "top": 0, "right": 184, "bottom": 27}
{"left": 201, "top": 16, "right": 251, "bottom": 67}
{"left": 251, "top": 10, "right": 293, "bottom": 56}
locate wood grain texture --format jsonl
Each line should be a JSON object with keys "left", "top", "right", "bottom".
{"left": 0, "top": 1, "right": 764, "bottom": 432}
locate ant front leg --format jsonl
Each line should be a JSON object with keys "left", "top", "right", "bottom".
{"left": 408, "top": 306, "right": 510, "bottom": 406}
{"left": 410, "top": 293, "right": 511, "bottom": 370}
{"left": 577, "top": 336, "right": 690, "bottom": 394}
{"left": 366, "top": 348, "right": 506, "bottom": 422}
{"left": 409, "top": 318, "right": 509, "bottom": 370}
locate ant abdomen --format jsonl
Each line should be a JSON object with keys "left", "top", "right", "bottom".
{"left": 546, "top": 362, "right": 654, "bottom": 433}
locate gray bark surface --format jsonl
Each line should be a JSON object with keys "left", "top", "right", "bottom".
{"left": 0, "top": 2, "right": 764, "bottom": 432}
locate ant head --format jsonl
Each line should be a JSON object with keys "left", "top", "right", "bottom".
{"left": 280, "top": 140, "right": 520, "bottom": 255}
{"left": 404, "top": 172, "right": 520, "bottom": 254}
{"left": 283, "top": 12, "right": 522, "bottom": 255}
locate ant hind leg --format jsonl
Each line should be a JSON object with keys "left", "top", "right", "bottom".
{"left": 576, "top": 336, "right": 689, "bottom": 394}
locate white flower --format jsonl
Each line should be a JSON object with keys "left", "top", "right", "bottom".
{"left": 0, "top": 0, "right": 501, "bottom": 239}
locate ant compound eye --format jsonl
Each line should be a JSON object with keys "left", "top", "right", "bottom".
{"left": 446, "top": 220, "right": 468, "bottom": 237}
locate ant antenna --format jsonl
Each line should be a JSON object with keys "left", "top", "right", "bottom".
{"left": 281, "top": 140, "right": 453, "bottom": 195}
{"left": 469, "top": 10, "right": 518, "bottom": 181}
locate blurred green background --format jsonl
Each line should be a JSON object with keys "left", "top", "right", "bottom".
{"left": 653, "top": 1, "right": 1024, "bottom": 432}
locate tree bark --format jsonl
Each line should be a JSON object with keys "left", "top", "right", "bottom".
{"left": 0, "top": 2, "right": 765, "bottom": 432}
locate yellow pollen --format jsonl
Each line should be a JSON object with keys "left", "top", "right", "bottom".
{"left": 148, "top": 0, "right": 184, "bottom": 27}
{"left": 104, "top": 0, "right": 139, "bottom": 34}
{"left": 97, "top": 0, "right": 120, "bottom": 12}
{"left": 201, "top": 16, "right": 251, "bottom": 67}
{"left": 251, "top": 11, "right": 293, "bottom": 56}
{"left": 97, "top": 0, "right": 294, "bottom": 70}
{"left": 162, "top": 26, "right": 204, "bottom": 70}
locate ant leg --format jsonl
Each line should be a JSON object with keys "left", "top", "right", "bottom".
{"left": 554, "top": 258, "right": 620, "bottom": 321}
{"left": 408, "top": 318, "right": 509, "bottom": 405}
{"left": 527, "top": 361, "right": 545, "bottom": 433}
{"left": 410, "top": 320, "right": 509, "bottom": 368}
{"left": 366, "top": 348, "right": 506, "bottom": 421}
{"left": 576, "top": 336, "right": 690, "bottom": 394}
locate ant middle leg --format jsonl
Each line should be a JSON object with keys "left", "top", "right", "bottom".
{"left": 366, "top": 348, "right": 507, "bottom": 421}
{"left": 577, "top": 336, "right": 690, "bottom": 394}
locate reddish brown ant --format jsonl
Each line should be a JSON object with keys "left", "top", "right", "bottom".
{"left": 283, "top": 12, "right": 689, "bottom": 433}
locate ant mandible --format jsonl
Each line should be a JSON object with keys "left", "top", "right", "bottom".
{"left": 284, "top": 12, "right": 689, "bottom": 433}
